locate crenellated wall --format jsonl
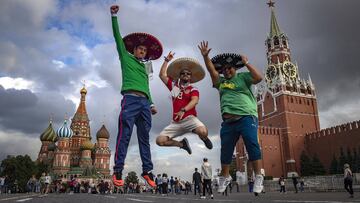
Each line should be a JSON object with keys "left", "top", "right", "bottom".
{"left": 236, "top": 126, "right": 285, "bottom": 177}
{"left": 305, "top": 120, "right": 360, "bottom": 171}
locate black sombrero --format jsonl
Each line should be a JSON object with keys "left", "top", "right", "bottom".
{"left": 211, "top": 53, "right": 244, "bottom": 73}
{"left": 123, "top": 32, "right": 163, "bottom": 60}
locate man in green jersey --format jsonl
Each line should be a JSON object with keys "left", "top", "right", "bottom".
{"left": 110, "top": 5, "right": 162, "bottom": 188}
{"left": 198, "top": 41, "right": 264, "bottom": 195}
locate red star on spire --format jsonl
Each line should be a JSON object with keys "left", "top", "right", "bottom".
{"left": 267, "top": 0, "right": 275, "bottom": 8}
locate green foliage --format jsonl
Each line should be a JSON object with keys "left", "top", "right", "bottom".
{"left": 300, "top": 151, "right": 326, "bottom": 176}
{"left": 0, "top": 155, "right": 37, "bottom": 192}
{"left": 125, "top": 171, "right": 139, "bottom": 185}
{"left": 338, "top": 147, "right": 347, "bottom": 173}
{"left": 311, "top": 154, "right": 326, "bottom": 175}
{"left": 329, "top": 154, "right": 338, "bottom": 174}
{"left": 35, "top": 162, "right": 50, "bottom": 178}
{"left": 300, "top": 151, "right": 312, "bottom": 176}
{"left": 264, "top": 176, "right": 273, "bottom": 180}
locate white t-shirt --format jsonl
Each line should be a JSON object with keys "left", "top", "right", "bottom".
{"left": 45, "top": 176, "right": 51, "bottom": 184}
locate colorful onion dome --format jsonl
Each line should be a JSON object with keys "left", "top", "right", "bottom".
{"left": 96, "top": 125, "right": 110, "bottom": 139}
{"left": 56, "top": 119, "right": 73, "bottom": 138}
{"left": 40, "top": 122, "right": 57, "bottom": 142}
{"left": 80, "top": 139, "right": 94, "bottom": 150}
{"left": 47, "top": 142, "right": 57, "bottom": 151}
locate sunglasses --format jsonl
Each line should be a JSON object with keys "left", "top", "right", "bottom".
{"left": 180, "top": 72, "right": 192, "bottom": 76}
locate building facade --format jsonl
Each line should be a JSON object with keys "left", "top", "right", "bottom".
{"left": 37, "top": 86, "right": 111, "bottom": 178}
{"left": 235, "top": 1, "right": 360, "bottom": 178}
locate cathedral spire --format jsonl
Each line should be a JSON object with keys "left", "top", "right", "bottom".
{"left": 268, "top": 0, "right": 282, "bottom": 37}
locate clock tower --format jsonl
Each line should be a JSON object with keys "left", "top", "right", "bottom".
{"left": 252, "top": 0, "right": 320, "bottom": 176}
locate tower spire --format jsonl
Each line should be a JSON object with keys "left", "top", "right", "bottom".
{"left": 268, "top": 0, "right": 282, "bottom": 37}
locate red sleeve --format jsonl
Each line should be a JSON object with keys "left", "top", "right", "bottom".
{"left": 190, "top": 87, "right": 199, "bottom": 98}
{"left": 166, "top": 77, "right": 173, "bottom": 91}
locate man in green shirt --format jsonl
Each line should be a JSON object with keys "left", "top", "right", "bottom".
{"left": 110, "top": 5, "right": 162, "bottom": 188}
{"left": 198, "top": 41, "right": 264, "bottom": 195}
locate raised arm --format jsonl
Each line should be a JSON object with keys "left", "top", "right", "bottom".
{"left": 241, "top": 55, "right": 263, "bottom": 84}
{"left": 159, "top": 51, "right": 175, "bottom": 85}
{"left": 198, "top": 41, "right": 220, "bottom": 87}
{"left": 110, "top": 5, "right": 127, "bottom": 59}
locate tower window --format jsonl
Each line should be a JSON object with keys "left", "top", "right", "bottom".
{"left": 274, "top": 37, "right": 279, "bottom": 45}
{"left": 291, "top": 98, "right": 294, "bottom": 103}
{"left": 299, "top": 99, "right": 302, "bottom": 104}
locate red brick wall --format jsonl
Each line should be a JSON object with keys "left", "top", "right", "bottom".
{"left": 305, "top": 121, "right": 360, "bottom": 171}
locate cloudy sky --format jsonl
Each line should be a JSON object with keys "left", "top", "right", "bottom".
{"left": 0, "top": 0, "right": 359, "bottom": 181}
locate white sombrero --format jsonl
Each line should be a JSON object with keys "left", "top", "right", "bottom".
{"left": 167, "top": 57, "right": 205, "bottom": 83}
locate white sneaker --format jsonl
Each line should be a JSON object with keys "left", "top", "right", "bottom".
{"left": 200, "top": 196, "right": 206, "bottom": 199}
{"left": 217, "top": 176, "right": 232, "bottom": 193}
{"left": 253, "top": 175, "right": 264, "bottom": 194}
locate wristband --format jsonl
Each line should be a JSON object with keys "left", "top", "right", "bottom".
{"left": 180, "top": 108, "right": 186, "bottom": 113}
{"left": 164, "top": 56, "right": 170, "bottom": 62}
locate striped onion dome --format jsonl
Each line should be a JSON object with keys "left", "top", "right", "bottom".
{"left": 47, "top": 142, "right": 56, "bottom": 151}
{"left": 96, "top": 125, "right": 110, "bottom": 139}
{"left": 80, "top": 139, "right": 94, "bottom": 150}
{"left": 56, "top": 119, "right": 73, "bottom": 138}
{"left": 40, "top": 122, "right": 57, "bottom": 142}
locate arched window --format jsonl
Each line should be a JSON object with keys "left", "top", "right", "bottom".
{"left": 274, "top": 36, "right": 279, "bottom": 46}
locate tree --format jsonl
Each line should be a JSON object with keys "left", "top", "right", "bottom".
{"left": 311, "top": 154, "right": 326, "bottom": 175}
{"left": 35, "top": 162, "right": 50, "bottom": 178}
{"left": 346, "top": 147, "right": 353, "bottom": 171}
{"left": 125, "top": 171, "right": 139, "bottom": 185}
{"left": 0, "top": 155, "right": 37, "bottom": 193}
{"left": 338, "top": 147, "right": 347, "bottom": 173}
{"left": 352, "top": 148, "right": 358, "bottom": 173}
{"left": 300, "top": 151, "right": 312, "bottom": 176}
{"left": 329, "top": 154, "right": 339, "bottom": 174}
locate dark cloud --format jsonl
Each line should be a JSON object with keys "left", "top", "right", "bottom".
{"left": 0, "top": 85, "right": 75, "bottom": 135}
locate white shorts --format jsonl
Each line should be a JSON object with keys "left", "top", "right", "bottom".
{"left": 160, "top": 116, "right": 205, "bottom": 139}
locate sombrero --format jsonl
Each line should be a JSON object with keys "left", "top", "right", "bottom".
{"left": 167, "top": 57, "right": 205, "bottom": 83}
{"left": 211, "top": 53, "right": 244, "bottom": 73}
{"left": 123, "top": 32, "right": 163, "bottom": 60}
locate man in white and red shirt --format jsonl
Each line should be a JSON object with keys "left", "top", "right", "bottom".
{"left": 156, "top": 52, "right": 213, "bottom": 154}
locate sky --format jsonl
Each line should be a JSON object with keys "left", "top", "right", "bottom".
{"left": 0, "top": 0, "right": 359, "bottom": 181}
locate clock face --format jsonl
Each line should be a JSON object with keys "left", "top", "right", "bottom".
{"left": 265, "top": 65, "right": 278, "bottom": 81}
{"left": 282, "top": 62, "right": 297, "bottom": 78}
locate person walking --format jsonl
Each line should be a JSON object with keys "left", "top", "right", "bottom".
{"left": 161, "top": 173, "right": 168, "bottom": 196}
{"left": 299, "top": 177, "right": 304, "bottom": 192}
{"left": 344, "top": 163, "right": 354, "bottom": 198}
{"left": 200, "top": 158, "right": 214, "bottom": 199}
{"left": 192, "top": 168, "right": 201, "bottom": 196}
{"left": 292, "top": 174, "right": 298, "bottom": 193}
{"left": 279, "top": 176, "right": 286, "bottom": 194}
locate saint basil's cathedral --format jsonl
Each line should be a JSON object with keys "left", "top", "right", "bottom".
{"left": 37, "top": 86, "right": 111, "bottom": 178}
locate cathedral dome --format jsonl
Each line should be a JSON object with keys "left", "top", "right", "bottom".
{"left": 81, "top": 139, "right": 94, "bottom": 150}
{"left": 96, "top": 125, "right": 110, "bottom": 139}
{"left": 80, "top": 87, "right": 87, "bottom": 95}
{"left": 40, "top": 122, "right": 57, "bottom": 142}
{"left": 56, "top": 119, "right": 73, "bottom": 138}
{"left": 47, "top": 142, "right": 57, "bottom": 151}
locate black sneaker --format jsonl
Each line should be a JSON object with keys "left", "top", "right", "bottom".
{"left": 180, "top": 138, "right": 192, "bottom": 154}
{"left": 201, "top": 137, "right": 213, "bottom": 149}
